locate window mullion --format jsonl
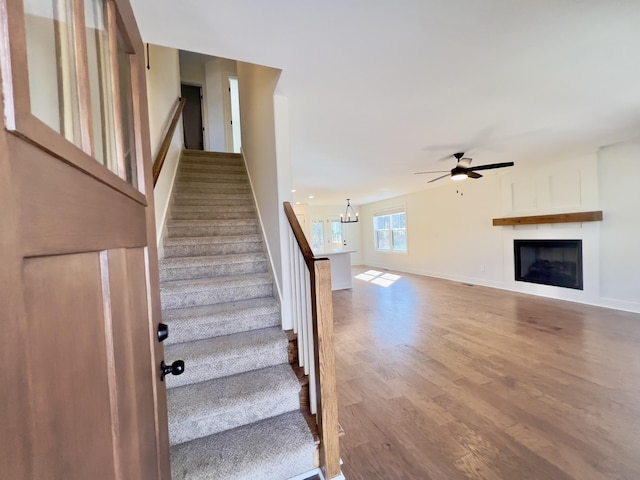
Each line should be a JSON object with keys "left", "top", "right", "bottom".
{"left": 71, "top": 0, "right": 95, "bottom": 156}
{"left": 104, "top": 0, "right": 126, "bottom": 179}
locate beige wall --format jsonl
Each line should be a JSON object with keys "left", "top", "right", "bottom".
{"left": 146, "top": 44, "right": 183, "bottom": 248}
{"left": 236, "top": 61, "right": 289, "bottom": 322}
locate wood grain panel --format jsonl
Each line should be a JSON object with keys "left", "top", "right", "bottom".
{"left": 0, "top": 87, "right": 31, "bottom": 479}
{"left": 107, "top": 248, "right": 159, "bottom": 479}
{"left": 23, "top": 253, "right": 116, "bottom": 479}
{"left": 313, "top": 259, "right": 341, "bottom": 479}
{"left": 492, "top": 210, "right": 603, "bottom": 226}
{"left": 10, "top": 135, "right": 147, "bottom": 256}
{"left": 335, "top": 265, "right": 640, "bottom": 480}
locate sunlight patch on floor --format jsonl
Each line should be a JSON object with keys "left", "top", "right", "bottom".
{"left": 354, "top": 270, "right": 402, "bottom": 287}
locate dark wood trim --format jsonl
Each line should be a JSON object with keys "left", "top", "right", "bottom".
{"left": 283, "top": 201, "right": 315, "bottom": 270}
{"left": 492, "top": 210, "right": 603, "bottom": 226}
{"left": 0, "top": 0, "right": 146, "bottom": 205}
{"left": 72, "top": 0, "right": 95, "bottom": 156}
{"left": 105, "top": 0, "right": 126, "bottom": 179}
{"left": 152, "top": 97, "right": 185, "bottom": 186}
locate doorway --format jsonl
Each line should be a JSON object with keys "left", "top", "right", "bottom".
{"left": 311, "top": 217, "right": 345, "bottom": 253}
{"left": 228, "top": 76, "right": 242, "bottom": 153}
{"left": 181, "top": 83, "right": 204, "bottom": 150}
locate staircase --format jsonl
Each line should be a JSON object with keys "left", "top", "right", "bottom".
{"left": 159, "top": 151, "right": 317, "bottom": 480}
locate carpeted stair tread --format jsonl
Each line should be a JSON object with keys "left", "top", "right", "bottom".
{"left": 163, "top": 235, "right": 263, "bottom": 258}
{"left": 175, "top": 184, "right": 250, "bottom": 195}
{"left": 160, "top": 273, "right": 273, "bottom": 310}
{"left": 170, "top": 205, "right": 257, "bottom": 221}
{"left": 171, "top": 204, "right": 256, "bottom": 215}
{"left": 167, "top": 219, "right": 259, "bottom": 238}
{"left": 163, "top": 297, "right": 280, "bottom": 345}
{"left": 171, "top": 193, "right": 254, "bottom": 207}
{"left": 159, "top": 253, "right": 268, "bottom": 282}
{"left": 164, "top": 327, "right": 288, "bottom": 388}
{"left": 179, "top": 163, "right": 245, "bottom": 172}
{"left": 178, "top": 174, "right": 248, "bottom": 184}
{"left": 163, "top": 150, "right": 317, "bottom": 478}
{"left": 170, "top": 410, "right": 317, "bottom": 480}
{"left": 167, "top": 364, "right": 301, "bottom": 446}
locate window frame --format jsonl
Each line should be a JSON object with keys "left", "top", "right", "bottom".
{"left": 0, "top": 0, "right": 147, "bottom": 203}
{"left": 373, "top": 205, "right": 407, "bottom": 253}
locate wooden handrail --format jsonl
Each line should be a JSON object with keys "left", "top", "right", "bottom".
{"left": 283, "top": 201, "right": 315, "bottom": 269}
{"left": 152, "top": 97, "right": 186, "bottom": 186}
{"left": 283, "top": 201, "right": 341, "bottom": 479}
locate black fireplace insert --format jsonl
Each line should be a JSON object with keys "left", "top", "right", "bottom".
{"left": 514, "top": 239, "right": 583, "bottom": 290}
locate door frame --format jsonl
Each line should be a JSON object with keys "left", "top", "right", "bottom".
{"left": 180, "top": 81, "right": 207, "bottom": 150}
{"left": 0, "top": 0, "right": 170, "bottom": 477}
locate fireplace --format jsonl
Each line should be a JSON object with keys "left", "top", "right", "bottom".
{"left": 514, "top": 240, "right": 583, "bottom": 290}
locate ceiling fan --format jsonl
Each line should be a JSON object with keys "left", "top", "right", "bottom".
{"left": 414, "top": 152, "right": 514, "bottom": 183}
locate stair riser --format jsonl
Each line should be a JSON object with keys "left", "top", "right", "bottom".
{"left": 171, "top": 211, "right": 256, "bottom": 221}
{"left": 161, "top": 283, "right": 273, "bottom": 310}
{"left": 178, "top": 173, "right": 248, "bottom": 184}
{"left": 168, "top": 225, "right": 258, "bottom": 237}
{"left": 179, "top": 164, "right": 245, "bottom": 174}
{"left": 175, "top": 183, "right": 250, "bottom": 194}
{"left": 171, "top": 205, "right": 255, "bottom": 214}
{"left": 165, "top": 312, "right": 281, "bottom": 345}
{"left": 172, "top": 194, "right": 254, "bottom": 206}
{"left": 163, "top": 241, "right": 263, "bottom": 258}
{"left": 165, "top": 343, "right": 287, "bottom": 388}
{"left": 182, "top": 154, "right": 242, "bottom": 164}
{"left": 160, "top": 260, "right": 268, "bottom": 282}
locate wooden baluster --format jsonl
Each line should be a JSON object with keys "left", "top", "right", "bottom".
{"left": 313, "top": 259, "right": 340, "bottom": 479}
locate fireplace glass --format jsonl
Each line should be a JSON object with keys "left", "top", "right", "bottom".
{"left": 514, "top": 240, "right": 583, "bottom": 290}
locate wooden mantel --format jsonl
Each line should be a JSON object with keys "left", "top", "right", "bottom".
{"left": 492, "top": 210, "right": 603, "bottom": 226}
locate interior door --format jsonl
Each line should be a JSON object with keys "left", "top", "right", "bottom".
{"left": 181, "top": 83, "right": 204, "bottom": 150}
{"left": 0, "top": 0, "right": 170, "bottom": 478}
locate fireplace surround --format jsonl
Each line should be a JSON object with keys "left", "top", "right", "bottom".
{"left": 514, "top": 239, "right": 583, "bottom": 290}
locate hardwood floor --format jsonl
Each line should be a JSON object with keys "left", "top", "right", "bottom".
{"left": 333, "top": 266, "right": 640, "bottom": 480}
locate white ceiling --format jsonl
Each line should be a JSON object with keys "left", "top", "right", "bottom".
{"left": 132, "top": 0, "right": 640, "bottom": 206}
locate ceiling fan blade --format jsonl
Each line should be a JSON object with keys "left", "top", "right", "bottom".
{"left": 427, "top": 173, "right": 451, "bottom": 183}
{"left": 457, "top": 157, "right": 472, "bottom": 168}
{"left": 467, "top": 161, "right": 514, "bottom": 172}
{"left": 467, "top": 171, "right": 482, "bottom": 179}
{"left": 414, "top": 170, "right": 449, "bottom": 175}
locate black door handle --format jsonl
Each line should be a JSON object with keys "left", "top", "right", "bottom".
{"left": 157, "top": 323, "right": 169, "bottom": 342}
{"left": 160, "top": 360, "right": 185, "bottom": 381}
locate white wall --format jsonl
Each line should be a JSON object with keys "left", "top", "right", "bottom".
{"left": 360, "top": 143, "right": 640, "bottom": 313}
{"left": 597, "top": 139, "right": 640, "bottom": 311}
{"left": 274, "top": 94, "right": 293, "bottom": 329}
{"left": 236, "top": 62, "right": 290, "bottom": 325}
{"left": 204, "top": 58, "right": 237, "bottom": 152}
{"left": 146, "top": 44, "right": 183, "bottom": 249}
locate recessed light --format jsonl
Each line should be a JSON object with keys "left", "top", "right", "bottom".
{"left": 291, "top": 189, "right": 296, "bottom": 193}
{"left": 295, "top": 202, "right": 301, "bottom": 205}
{"left": 308, "top": 195, "right": 314, "bottom": 199}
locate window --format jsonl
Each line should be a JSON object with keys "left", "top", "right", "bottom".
{"left": 311, "top": 220, "right": 324, "bottom": 251}
{"left": 374, "top": 208, "right": 407, "bottom": 252}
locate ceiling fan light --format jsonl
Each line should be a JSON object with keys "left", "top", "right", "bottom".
{"left": 450, "top": 167, "right": 468, "bottom": 181}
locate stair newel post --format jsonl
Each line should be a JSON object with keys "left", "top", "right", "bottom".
{"left": 311, "top": 259, "right": 341, "bottom": 479}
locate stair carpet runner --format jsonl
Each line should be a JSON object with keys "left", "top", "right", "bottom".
{"left": 160, "top": 151, "right": 316, "bottom": 480}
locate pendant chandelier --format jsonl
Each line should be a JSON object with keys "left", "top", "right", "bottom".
{"left": 340, "top": 199, "right": 359, "bottom": 223}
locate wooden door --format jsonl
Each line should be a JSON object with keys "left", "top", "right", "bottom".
{"left": 181, "top": 83, "right": 204, "bottom": 150}
{"left": 0, "top": 0, "right": 171, "bottom": 478}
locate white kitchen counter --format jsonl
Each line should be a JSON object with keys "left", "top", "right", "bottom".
{"left": 313, "top": 249, "right": 356, "bottom": 290}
